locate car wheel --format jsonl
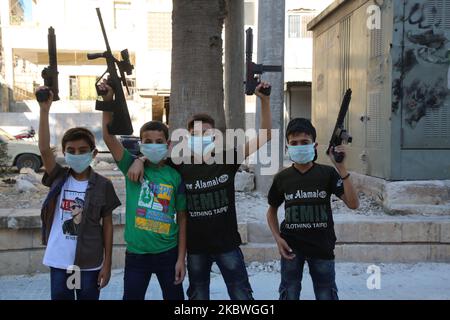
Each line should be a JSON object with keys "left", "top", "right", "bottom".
{"left": 15, "top": 154, "right": 41, "bottom": 172}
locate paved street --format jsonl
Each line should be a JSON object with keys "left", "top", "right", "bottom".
{"left": 1, "top": 262, "right": 450, "bottom": 300}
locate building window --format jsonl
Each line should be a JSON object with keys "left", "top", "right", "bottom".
{"left": 9, "top": 0, "right": 32, "bottom": 26}
{"left": 288, "top": 14, "right": 314, "bottom": 38}
{"left": 288, "top": 15, "right": 301, "bottom": 38}
{"left": 301, "top": 15, "right": 315, "bottom": 38}
{"left": 126, "top": 78, "right": 136, "bottom": 96}
{"left": 69, "top": 76, "right": 97, "bottom": 100}
{"left": 148, "top": 12, "right": 172, "bottom": 50}
{"left": 69, "top": 76, "right": 78, "bottom": 100}
{"left": 114, "top": 1, "right": 133, "bottom": 30}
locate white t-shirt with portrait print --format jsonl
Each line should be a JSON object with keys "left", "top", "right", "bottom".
{"left": 43, "top": 175, "right": 102, "bottom": 271}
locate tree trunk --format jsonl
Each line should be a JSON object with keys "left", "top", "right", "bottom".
{"left": 254, "top": 0, "right": 285, "bottom": 193}
{"left": 224, "top": 0, "right": 245, "bottom": 130}
{"left": 170, "top": 0, "right": 227, "bottom": 132}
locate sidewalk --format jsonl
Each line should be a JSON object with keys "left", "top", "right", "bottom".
{"left": 1, "top": 262, "right": 450, "bottom": 300}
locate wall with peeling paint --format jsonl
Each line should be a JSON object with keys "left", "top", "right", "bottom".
{"left": 310, "top": 0, "right": 450, "bottom": 181}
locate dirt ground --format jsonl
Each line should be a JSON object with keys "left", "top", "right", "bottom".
{"left": 0, "top": 170, "right": 48, "bottom": 209}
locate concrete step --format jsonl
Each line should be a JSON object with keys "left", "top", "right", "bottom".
{"left": 352, "top": 173, "right": 450, "bottom": 216}
{"left": 246, "top": 215, "right": 450, "bottom": 244}
{"left": 3, "top": 240, "right": 449, "bottom": 276}
{"left": 0, "top": 208, "right": 250, "bottom": 275}
{"left": 2, "top": 207, "right": 450, "bottom": 275}
{"left": 241, "top": 242, "right": 450, "bottom": 263}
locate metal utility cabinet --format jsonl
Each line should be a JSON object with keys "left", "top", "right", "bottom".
{"left": 308, "top": 0, "right": 450, "bottom": 180}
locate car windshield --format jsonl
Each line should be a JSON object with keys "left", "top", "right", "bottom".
{"left": 0, "top": 128, "right": 15, "bottom": 141}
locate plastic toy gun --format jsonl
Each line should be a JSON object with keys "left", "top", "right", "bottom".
{"left": 245, "top": 27, "right": 282, "bottom": 96}
{"left": 326, "top": 88, "right": 353, "bottom": 163}
{"left": 87, "top": 7, "right": 134, "bottom": 135}
{"left": 35, "top": 27, "right": 60, "bottom": 102}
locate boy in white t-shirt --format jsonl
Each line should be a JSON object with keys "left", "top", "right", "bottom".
{"left": 37, "top": 87, "right": 121, "bottom": 300}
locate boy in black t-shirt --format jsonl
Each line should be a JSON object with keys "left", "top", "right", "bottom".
{"left": 267, "top": 118, "right": 359, "bottom": 300}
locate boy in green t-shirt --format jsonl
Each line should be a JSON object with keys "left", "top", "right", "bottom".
{"left": 100, "top": 84, "right": 187, "bottom": 300}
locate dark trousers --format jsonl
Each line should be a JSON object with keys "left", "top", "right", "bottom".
{"left": 279, "top": 250, "right": 338, "bottom": 300}
{"left": 50, "top": 267, "right": 100, "bottom": 300}
{"left": 123, "top": 246, "right": 184, "bottom": 300}
{"left": 187, "top": 247, "right": 253, "bottom": 300}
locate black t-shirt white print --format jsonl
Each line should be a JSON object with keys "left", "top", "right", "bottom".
{"left": 268, "top": 163, "right": 344, "bottom": 260}
{"left": 168, "top": 148, "right": 242, "bottom": 254}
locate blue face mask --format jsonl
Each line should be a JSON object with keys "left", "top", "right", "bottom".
{"left": 140, "top": 143, "right": 168, "bottom": 164}
{"left": 287, "top": 144, "right": 315, "bottom": 164}
{"left": 189, "top": 136, "right": 214, "bottom": 155}
{"left": 65, "top": 151, "right": 94, "bottom": 173}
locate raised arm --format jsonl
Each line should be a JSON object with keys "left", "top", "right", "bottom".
{"left": 37, "top": 87, "right": 56, "bottom": 174}
{"left": 244, "top": 82, "right": 272, "bottom": 159}
{"left": 100, "top": 82, "right": 124, "bottom": 162}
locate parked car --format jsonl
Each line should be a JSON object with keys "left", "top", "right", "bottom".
{"left": 0, "top": 128, "right": 43, "bottom": 172}
{"left": 119, "top": 135, "right": 140, "bottom": 156}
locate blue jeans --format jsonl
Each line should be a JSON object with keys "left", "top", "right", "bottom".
{"left": 279, "top": 251, "right": 338, "bottom": 300}
{"left": 187, "top": 248, "right": 253, "bottom": 300}
{"left": 50, "top": 267, "right": 100, "bottom": 300}
{"left": 123, "top": 246, "right": 184, "bottom": 300}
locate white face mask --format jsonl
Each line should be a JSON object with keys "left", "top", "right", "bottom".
{"left": 287, "top": 144, "right": 315, "bottom": 164}
{"left": 64, "top": 151, "right": 94, "bottom": 173}
{"left": 188, "top": 135, "right": 214, "bottom": 155}
{"left": 139, "top": 143, "right": 168, "bottom": 164}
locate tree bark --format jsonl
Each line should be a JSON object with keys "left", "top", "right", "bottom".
{"left": 170, "top": 0, "right": 227, "bottom": 132}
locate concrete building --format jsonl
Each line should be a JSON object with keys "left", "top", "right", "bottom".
{"left": 0, "top": 0, "right": 334, "bottom": 156}
{"left": 284, "top": 0, "right": 332, "bottom": 124}
{"left": 243, "top": 0, "right": 332, "bottom": 192}
{"left": 0, "top": 0, "right": 172, "bottom": 149}
{"left": 308, "top": 0, "right": 450, "bottom": 181}
{"left": 243, "top": 0, "right": 333, "bottom": 135}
